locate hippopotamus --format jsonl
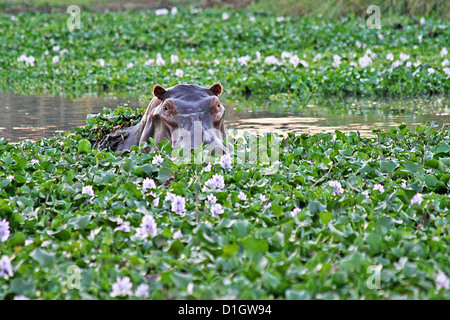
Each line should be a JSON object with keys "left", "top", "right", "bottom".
{"left": 95, "top": 83, "right": 229, "bottom": 154}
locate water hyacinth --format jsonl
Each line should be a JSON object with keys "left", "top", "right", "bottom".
{"left": 440, "top": 47, "right": 448, "bottom": 57}
{"left": 152, "top": 154, "right": 164, "bottom": 166}
{"left": 204, "top": 174, "right": 225, "bottom": 191}
{"left": 329, "top": 180, "right": 344, "bottom": 195}
{"left": 115, "top": 222, "right": 130, "bottom": 233}
{"left": 82, "top": 185, "right": 95, "bottom": 197}
{"left": 410, "top": 193, "right": 423, "bottom": 205}
{"left": 175, "top": 69, "right": 184, "bottom": 77}
{"left": 238, "top": 191, "right": 248, "bottom": 202}
{"left": 171, "top": 195, "right": 186, "bottom": 215}
{"left": 386, "top": 53, "right": 394, "bottom": 61}
{"left": 155, "top": 8, "right": 169, "bottom": 16}
{"left": 0, "top": 219, "right": 10, "bottom": 242}
{"left": 110, "top": 277, "right": 133, "bottom": 297}
{"left": 220, "top": 154, "right": 232, "bottom": 169}
{"left": 136, "top": 215, "right": 157, "bottom": 239}
{"left": 18, "top": 54, "right": 35, "bottom": 66}
{"left": 291, "top": 207, "right": 301, "bottom": 217}
{"left": 373, "top": 184, "right": 385, "bottom": 193}
{"left": 135, "top": 283, "right": 150, "bottom": 299}
{"left": 142, "top": 178, "right": 156, "bottom": 192}
{"left": 156, "top": 53, "right": 165, "bottom": 66}
{"left": 173, "top": 230, "right": 183, "bottom": 239}
{"left": 207, "top": 194, "right": 217, "bottom": 204}
{"left": 435, "top": 271, "right": 449, "bottom": 291}
{"left": 210, "top": 203, "right": 224, "bottom": 217}
{"left": 52, "top": 56, "right": 60, "bottom": 64}
{"left": 0, "top": 255, "right": 14, "bottom": 279}
{"left": 332, "top": 55, "right": 341, "bottom": 68}
{"left": 358, "top": 55, "right": 372, "bottom": 68}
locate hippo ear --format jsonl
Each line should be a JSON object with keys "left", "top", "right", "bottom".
{"left": 153, "top": 84, "right": 167, "bottom": 99}
{"left": 209, "top": 82, "right": 223, "bottom": 96}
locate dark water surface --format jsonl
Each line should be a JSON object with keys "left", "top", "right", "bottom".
{"left": 0, "top": 91, "right": 448, "bottom": 143}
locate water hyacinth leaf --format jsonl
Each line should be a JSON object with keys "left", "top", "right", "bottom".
{"left": 171, "top": 272, "right": 193, "bottom": 288}
{"left": 308, "top": 201, "right": 326, "bottom": 215}
{"left": 222, "top": 244, "right": 239, "bottom": 258}
{"left": 241, "top": 237, "right": 268, "bottom": 258}
{"left": 380, "top": 160, "right": 398, "bottom": 174}
{"left": 285, "top": 289, "right": 311, "bottom": 300}
{"left": 319, "top": 211, "right": 333, "bottom": 226}
{"left": 157, "top": 168, "right": 173, "bottom": 184}
{"left": 77, "top": 139, "right": 92, "bottom": 154}
{"left": 30, "top": 248, "right": 56, "bottom": 268}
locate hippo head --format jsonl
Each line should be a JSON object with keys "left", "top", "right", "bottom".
{"left": 139, "top": 83, "right": 229, "bottom": 154}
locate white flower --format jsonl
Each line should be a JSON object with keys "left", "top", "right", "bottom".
{"left": 165, "top": 192, "right": 176, "bottom": 202}
{"left": 222, "top": 12, "right": 230, "bottom": 20}
{"left": 52, "top": 56, "right": 59, "bottom": 64}
{"left": 406, "top": 61, "right": 412, "bottom": 68}
{"left": 207, "top": 69, "right": 215, "bottom": 75}
{"left": 427, "top": 68, "right": 435, "bottom": 75}
{"left": 399, "top": 53, "right": 410, "bottom": 61}
{"left": 59, "top": 49, "right": 68, "bottom": 55}
{"left": 440, "top": 47, "right": 448, "bottom": 57}
{"left": 358, "top": 55, "right": 372, "bottom": 68}
{"left": 155, "top": 8, "right": 169, "bottom": 15}
{"left": 171, "top": 54, "right": 179, "bottom": 64}
{"left": 30, "top": 159, "right": 39, "bottom": 165}
{"left": 14, "top": 295, "right": 30, "bottom": 300}
{"left": 175, "top": 69, "right": 184, "bottom": 77}
{"left": 0, "top": 255, "right": 13, "bottom": 279}
{"left": 144, "top": 59, "right": 154, "bottom": 66}
{"left": 260, "top": 194, "right": 267, "bottom": 202}
{"left": 410, "top": 193, "right": 423, "bottom": 205}
{"left": 127, "top": 62, "right": 134, "bottom": 69}
{"left": 419, "top": 17, "right": 426, "bottom": 25}
{"left": 435, "top": 271, "right": 449, "bottom": 291}
{"left": 401, "top": 181, "right": 407, "bottom": 188}
{"left": 82, "top": 185, "right": 95, "bottom": 197}
{"left": 291, "top": 207, "right": 301, "bottom": 217}
{"left": 356, "top": 41, "right": 361, "bottom": 48}
{"left": 207, "top": 194, "right": 217, "bottom": 204}
{"left": 237, "top": 55, "right": 251, "bottom": 66}
{"left": 152, "top": 154, "right": 164, "bottom": 166}
{"left": 377, "top": 34, "right": 384, "bottom": 40}
{"left": 238, "top": 191, "right": 247, "bottom": 202}
{"left": 210, "top": 203, "right": 224, "bottom": 217}
{"left": 373, "top": 184, "right": 385, "bottom": 193}
{"left": 442, "top": 59, "right": 449, "bottom": 67}
{"left": 249, "top": 16, "right": 256, "bottom": 22}
{"left": 313, "top": 53, "right": 322, "bottom": 62}
{"left": 299, "top": 59, "right": 309, "bottom": 67}
{"left": 18, "top": 54, "right": 35, "bottom": 66}
{"left": 135, "top": 283, "right": 149, "bottom": 298}
{"left": 444, "top": 68, "right": 450, "bottom": 76}
{"left": 204, "top": 163, "right": 212, "bottom": 172}
{"left": 413, "top": 61, "right": 421, "bottom": 68}
{"left": 53, "top": 45, "right": 60, "bottom": 52}
{"left": 386, "top": 53, "right": 394, "bottom": 61}
{"left": 264, "top": 55, "right": 279, "bottom": 65}
{"left": 111, "top": 277, "right": 133, "bottom": 297}
{"left": 392, "top": 60, "right": 402, "bottom": 68}
{"left": 332, "top": 54, "right": 341, "bottom": 68}
{"left": 276, "top": 16, "right": 285, "bottom": 22}
{"left": 187, "top": 282, "right": 194, "bottom": 295}
{"left": 417, "top": 35, "right": 423, "bottom": 43}
{"left": 156, "top": 53, "right": 165, "bottom": 66}
{"left": 350, "top": 61, "right": 358, "bottom": 67}
{"left": 171, "top": 7, "right": 178, "bottom": 15}
{"left": 97, "top": 59, "right": 105, "bottom": 67}
{"left": 173, "top": 230, "right": 183, "bottom": 239}
{"left": 0, "top": 219, "right": 10, "bottom": 242}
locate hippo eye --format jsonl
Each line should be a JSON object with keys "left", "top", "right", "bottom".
{"left": 163, "top": 106, "right": 168, "bottom": 111}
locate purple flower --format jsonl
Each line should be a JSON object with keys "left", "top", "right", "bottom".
{"left": 291, "top": 207, "right": 301, "bottom": 217}
{"left": 171, "top": 195, "right": 186, "bottom": 215}
{"left": 220, "top": 154, "right": 232, "bottom": 169}
{"left": 373, "top": 184, "right": 385, "bottom": 193}
{"left": 82, "top": 185, "right": 95, "bottom": 197}
{"left": 173, "top": 230, "right": 183, "bottom": 239}
{"left": 142, "top": 178, "right": 156, "bottom": 192}
{"left": 115, "top": 222, "right": 130, "bottom": 233}
{"left": 136, "top": 215, "right": 157, "bottom": 239}
{"left": 135, "top": 283, "right": 149, "bottom": 299}
{"left": 238, "top": 191, "right": 247, "bottom": 202}
{"left": 110, "top": 277, "right": 133, "bottom": 297}
{"left": 0, "top": 219, "right": 10, "bottom": 242}
{"left": 0, "top": 255, "right": 14, "bottom": 279}
{"left": 329, "top": 180, "right": 344, "bottom": 195}
{"left": 152, "top": 154, "right": 164, "bottom": 166}
{"left": 203, "top": 174, "right": 225, "bottom": 191}
{"left": 435, "top": 271, "right": 449, "bottom": 291}
{"left": 165, "top": 192, "right": 176, "bottom": 202}
{"left": 411, "top": 193, "right": 423, "bottom": 205}
{"left": 207, "top": 194, "right": 217, "bottom": 204}
{"left": 210, "top": 203, "right": 224, "bottom": 217}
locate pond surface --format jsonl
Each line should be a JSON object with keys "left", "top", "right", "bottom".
{"left": 0, "top": 91, "right": 448, "bottom": 143}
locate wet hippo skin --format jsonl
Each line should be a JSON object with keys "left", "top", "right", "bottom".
{"left": 95, "top": 83, "right": 229, "bottom": 154}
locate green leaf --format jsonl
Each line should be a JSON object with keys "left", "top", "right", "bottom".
{"left": 241, "top": 237, "right": 268, "bottom": 258}
{"left": 319, "top": 211, "right": 333, "bottom": 226}
{"left": 30, "top": 248, "right": 56, "bottom": 268}
{"left": 77, "top": 139, "right": 92, "bottom": 154}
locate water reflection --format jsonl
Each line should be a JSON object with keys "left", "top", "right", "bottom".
{"left": 0, "top": 91, "right": 448, "bottom": 143}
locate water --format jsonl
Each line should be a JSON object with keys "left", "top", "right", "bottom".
{"left": 0, "top": 91, "right": 448, "bottom": 143}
